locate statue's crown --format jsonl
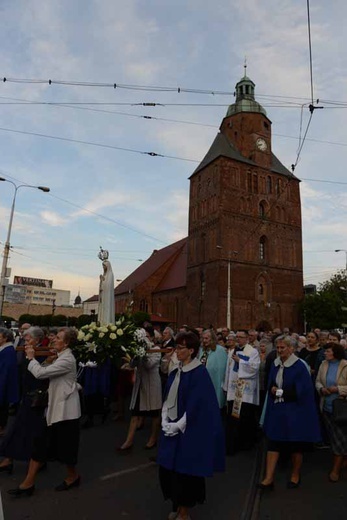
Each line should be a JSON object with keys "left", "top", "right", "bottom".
{"left": 98, "top": 247, "right": 109, "bottom": 261}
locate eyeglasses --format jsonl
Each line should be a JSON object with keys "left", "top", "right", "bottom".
{"left": 176, "top": 345, "right": 189, "bottom": 351}
{"left": 236, "top": 335, "right": 246, "bottom": 339}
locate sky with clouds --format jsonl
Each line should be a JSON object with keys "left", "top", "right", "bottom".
{"left": 0, "top": 0, "right": 347, "bottom": 304}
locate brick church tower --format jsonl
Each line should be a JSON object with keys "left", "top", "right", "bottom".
{"left": 186, "top": 72, "right": 303, "bottom": 330}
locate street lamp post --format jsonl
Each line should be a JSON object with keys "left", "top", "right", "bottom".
{"left": 335, "top": 249, "right": 347, "bottom": 271}
{"left": 216, "top": 246, "right": 238, "bottom": 329}
{"left": 0, "top": 177, "right": 50, "bottom": 321}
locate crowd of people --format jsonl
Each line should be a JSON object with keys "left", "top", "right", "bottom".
{"left": 0, "top": 321, "right": 346, "bottom": 519}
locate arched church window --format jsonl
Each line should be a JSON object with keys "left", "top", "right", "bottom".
{"left": 266, "top": 176, "right": 272, "bottom": 194}
{"left": 140, "top": 299, "right": 148, "bottom": 313}
{"left": 259, "top": 236, "right": 267, "bottom": 261}
{"left": 247, "top": 171, "right": 252, "bottom": 192}
{"left": 253, "top": 174, "right": 258, "bottom": 194}
{"left": 258, "top": 284, "right": 264, "bottom": 295}
{"left": 259, "top": 202, "right": 266, "bottom": 218}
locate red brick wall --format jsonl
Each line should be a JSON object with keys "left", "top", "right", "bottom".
{"left": 186, "top": 110, "right": 303, "bottom": 331}
{"left": 3, "top": 302, "right": 82, "bottom": 321}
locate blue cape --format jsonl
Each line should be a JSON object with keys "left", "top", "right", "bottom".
{"left": 263, "top": 358, "right": 321, "bottom": 442}
{"left": 157, "top": 364, "right": 225, "bottom": 477}
{"left": 0, "top": 346, "right": 19, "bottom": 405}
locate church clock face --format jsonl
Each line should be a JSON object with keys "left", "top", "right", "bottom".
{"left": 256, "top": 137, "right": 268, "bottom": 152}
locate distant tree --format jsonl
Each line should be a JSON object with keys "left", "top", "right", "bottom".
{"left": 76, "top": 314, "right": 94, "bottom": 328}
{"left": 51, "top": 314, "right": 68, "bottom": 326}
{"left": 18, "top": 314, "right": 35, "bottom": 324}
{"left": 67, "top": 316, "right": 78, "bottom": 327}
{"left": 302, "top": 270, "right": 347, "bottom": 330}
{"left": 319, "top": 270, "right": 347, "bottom": 296}
{"left": 40, "top": 314, "right": 53, "bottom": 327}
{"left": 132, "top": 311, "right": 151, "bottom": 327}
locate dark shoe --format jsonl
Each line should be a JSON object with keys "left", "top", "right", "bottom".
{"left": 287, "top": 477, "right": 301, "bottom": 489}
{"left": 329, "top": 472, "right": 339, "bottom": 483}
{"left": 144, "top": 443, "right": 157, "bottom": 450}
{"left": 116, "top": 445, "right": 133, "bottom": 453}
{"left": 55, "top": 476, "right": 81, "bottom": 492}
{"left": 258, "top": 482, "right": 274, "bottom": 490}
{"left": 0, "top": 463, "right": 13, "bottom": 475}
{"left": 8, "top": 485, "right": 35, "bottom": 497}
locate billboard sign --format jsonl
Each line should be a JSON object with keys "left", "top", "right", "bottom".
{"left": 14, "top": 276, "right": 53, "bottom": 288}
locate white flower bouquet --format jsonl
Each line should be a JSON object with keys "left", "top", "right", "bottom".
{"left": 73, "top": 316, "right": 150, "bottom": 366}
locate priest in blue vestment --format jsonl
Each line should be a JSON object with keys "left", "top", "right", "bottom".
{"left": 157, "top": 330, "right": 225, "bottom": 520}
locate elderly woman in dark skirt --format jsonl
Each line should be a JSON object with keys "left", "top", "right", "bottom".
{"left": 0, "top": 326, "right": 48, "bottom": 475}
{"left": 7, "top": 327, "right": 81, "bottom": 497}
{"left": 157, "top": 331, "right": 225, "bottom": 520}
{"left": 316, "top": 342, "right": 347, "bottom": 482}
{"left": 260, "top": 335, "right": 321, "bottom": 490}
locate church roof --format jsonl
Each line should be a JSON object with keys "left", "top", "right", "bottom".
{"left": 191, "top": 132, "right": 298, "bottom": 179}
{"left": 114, "top": 237, "right": 187, "bottom": 295}
{"left": 84, "top": 294, "right": 99, "bottom": 303}
{"left": 155, "top": 238, "right": 187, "bottom": 292}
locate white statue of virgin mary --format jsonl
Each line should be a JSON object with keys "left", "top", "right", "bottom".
{"left": 97, "top": 248, "right": 115, "bottom": 325}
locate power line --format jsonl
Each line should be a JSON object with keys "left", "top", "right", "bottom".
{"left": 306, "top": 0, "right": 314, "bottom": 104}
{"left": 0, "top": 125, "right": 198, "bottom": 163}
{"left": 3, "top": 94, "right": 347, "bottom": 149}
{"left": 0, "top": 169, "right": 168, "bottom": 245}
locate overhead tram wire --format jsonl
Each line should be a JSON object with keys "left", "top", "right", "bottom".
{"left": 0, "top": 126, "right": 198, "bottom": 163}
{"left": 0, "top": 96, "right": 347, "bottom": 151}
{"left": 0, "top": 170, "right": 168, "bottom": 246}
{"left": 291, "top": 0, "right": 321, "bottom": 173}
{"left": 2, "top": 75, "right": 347, "bottom": 106}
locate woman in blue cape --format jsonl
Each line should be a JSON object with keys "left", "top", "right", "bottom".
{"left": 157, "top": 331, "right": 225, "bottom": 520}
{"left": 0, "top": 328, "right": 19, "bottom": 435}
{"left": 260, "top": 335, "right": 321, "bottom": 490}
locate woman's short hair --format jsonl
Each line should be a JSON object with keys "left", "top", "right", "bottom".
{"left": 203, "top": 328, "right": 217, "bottom": 346}
{"left": 25, "top": 326, "right": 44, "bottom": 343}
{"left": 60, "top": 327, "right": 78, "bottom": 348}
{"left": 0, "top": 327, "right": 14, "bottom": 342}
{"left": 275, "top": 335, "right": 292, "bottom": 347}
{"left": 143, "top": 325, "right": 155, "bottom": 339}
{"left": 175, "top": 331, "right": 200, "bottom": 359}
{"left": 325, "top": 342, "right": 345, "bottom": 361}
{"left": 49, "top": 327, "right": 59, "bottom": 336}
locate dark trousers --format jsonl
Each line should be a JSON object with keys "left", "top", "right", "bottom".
{"left": 0, "top": 404, "right": 8, "bottom": 429}
{"left": 226, "top": 400, "right": 258, "bottom": 455}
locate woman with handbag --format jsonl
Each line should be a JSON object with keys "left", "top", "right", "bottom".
{"left": 316, "top": 342, "right": 347, "bottom": 482}
{"left": 7, "top": 327, "right": 81, "bottom": 496}
{"left": 0, "top": 326, "right": 48, "bottom": 476}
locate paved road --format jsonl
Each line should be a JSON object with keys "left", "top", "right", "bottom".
{"left": 1, "top": 416, "right": 257, "bottom": 520}
{"left": 258, "top": 449, "right": 347, "bottom": 520}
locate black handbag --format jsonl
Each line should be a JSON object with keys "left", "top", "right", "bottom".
{"left": 29, "top": 389, "right": 49, "bottom": 409}
{"left": 332, "top": 397, "right": 347, "bottom": 425}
